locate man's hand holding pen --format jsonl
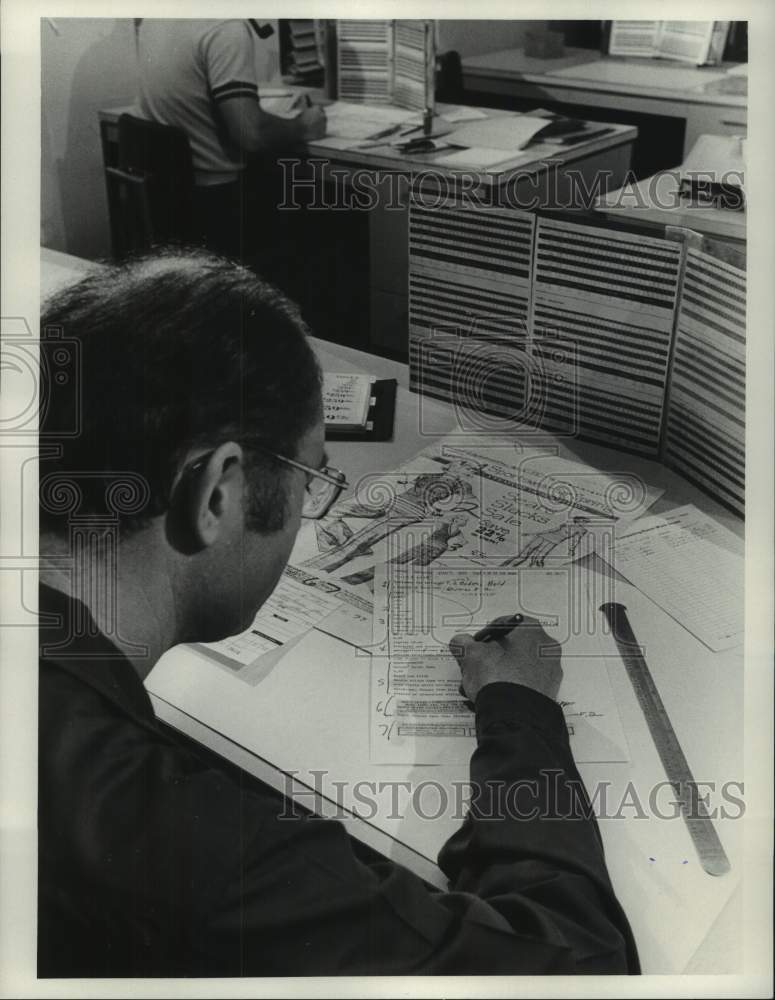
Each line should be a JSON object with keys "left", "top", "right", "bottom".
{"left": 450, "top": 613, "right": 563, "bottom": 704}
{"left": 294, "top": 93, "right": 327, "bottom": 141}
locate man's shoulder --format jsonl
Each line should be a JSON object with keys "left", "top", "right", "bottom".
{"left": 193, "top": 19, "right": 252, "bottom": 49}
{"left": 39, "top": 583, "right": 156, "bottom": 727}
{"left": 141, "top": 18, "right": 251, "bottom": 51}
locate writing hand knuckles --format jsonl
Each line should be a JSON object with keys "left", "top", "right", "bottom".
{"left": 491, "top": 614, "right": 514, "bottom": 626}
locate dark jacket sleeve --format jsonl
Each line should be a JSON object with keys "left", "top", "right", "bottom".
{"left": 437, "top": 682, "right": 640, "bottom": 973}
{"left": 40, "top": 664, "right": 639, "bottom": 977}
{"left": 207, "top": 684, "right": 639, "bottom": 975}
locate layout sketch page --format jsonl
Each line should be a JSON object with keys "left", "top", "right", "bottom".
{"left": 289, "top": 436, "right": 663, "bottom": 630}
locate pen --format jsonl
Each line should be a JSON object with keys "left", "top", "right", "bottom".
{"left": 474, "top": 613, "right": 523, "bottom": 643}
{"left": 366, "top": 123, "right": 402, "bottom": 141}
{"left": 292, "top": 92, "right": 312, "bottom": 111}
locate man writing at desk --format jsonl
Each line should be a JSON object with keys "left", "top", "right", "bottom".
{"left": 38, "top": 250, "right": 639, "bottom": 977}
{"left": 136, "top": 19, "right": 326, "bottom": 261}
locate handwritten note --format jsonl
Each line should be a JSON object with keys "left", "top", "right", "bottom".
{"left": 370, "top": 564, "right": 630, "bottom": 765}
{"left": 610, "top": 505, "right": 744, "bottom": 651}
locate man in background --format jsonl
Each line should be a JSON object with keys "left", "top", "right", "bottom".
{"left": 136, "top": 19, "right": 325, "bottom": 266}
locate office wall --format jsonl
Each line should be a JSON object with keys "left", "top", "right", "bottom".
{"left": 436, "top": 20, "right": 541, "bottom": 58}
{"left": 41, "top": 18, "right": 280, "bottom": 260}
{"left": 41, "top": 19, "right": 139, "bottom": 259}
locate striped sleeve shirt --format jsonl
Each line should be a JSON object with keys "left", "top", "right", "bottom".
{"left": 138, "top": 19, "right": 260, "bottom": 186}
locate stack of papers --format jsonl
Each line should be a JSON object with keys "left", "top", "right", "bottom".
{"left": 322, "top": 372, "right": 374, "bottom": 433}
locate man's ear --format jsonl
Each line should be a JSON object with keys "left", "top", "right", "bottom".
{"left": 175, "top": 442, "right": 245, "bottom": 550}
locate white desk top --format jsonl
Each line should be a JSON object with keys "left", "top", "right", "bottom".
{"left": 40, "top": 247, "right": 744, "bottom": 974}
{"left": 463, "top": 47, "right": 748, "bottom": 110}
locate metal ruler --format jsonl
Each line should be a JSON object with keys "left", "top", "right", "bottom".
{"left": 600, "top": 602, "right": 731, "bottom": 877}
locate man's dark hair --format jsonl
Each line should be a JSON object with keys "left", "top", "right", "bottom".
{"left": 40, "top": 249, "right": 322, "bottom": 535}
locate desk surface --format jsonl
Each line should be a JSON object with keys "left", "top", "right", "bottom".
{"left": 99, "top": 100, "right": 636, "bottom": 187}
{"left": 463, "top": 47, "right": 747, "bottom": 110}
{"left": 596, "top": 167, "right": 747, "bottom": 241}
{"left": 40, "top": 248, "right": 744, "bottom": 975}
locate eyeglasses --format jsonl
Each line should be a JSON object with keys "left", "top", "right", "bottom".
{"left": 265, "top": 450, "right": 349, "bottom": 519}
{"left": 181, "top": 446, "right": 349, "bottom": 520}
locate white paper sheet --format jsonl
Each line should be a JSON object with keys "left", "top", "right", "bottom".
{"left": 656, "top": 21, "right": 715, "bottom": 65}
{"left": 198, "top": 569, "right": 341, "bottom": 668}
{"left": 440, "top": 106, "right": 489, "bottom": 123}
{"left": 370, "top": 565, "right": 629, "bottom": 765}
{"left": 322, "top": 100, "right": 418, "bottom": 139}
{"left": 609, "top": 505, "right": 744, "bottom": 651}
{"left": 446, "top": 115, "right": 550, "bottom": 151}
{"left": 281, "top": 564, "right": 372, "bottom": 649}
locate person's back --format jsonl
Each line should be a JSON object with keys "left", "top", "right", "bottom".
{"left": 137, "top": 19, "right": 255, "bottom": 187}
{"left": 136, "top": 18, "right": 326, "bottom": 279}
